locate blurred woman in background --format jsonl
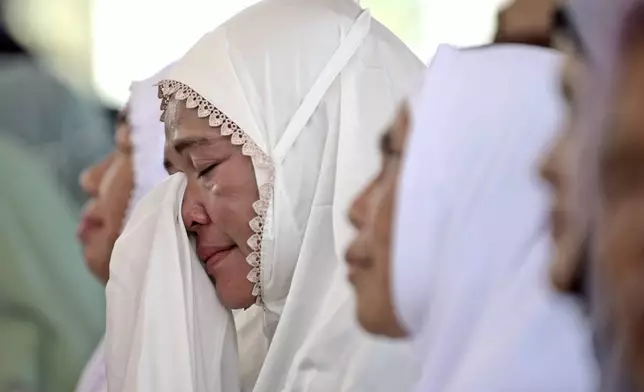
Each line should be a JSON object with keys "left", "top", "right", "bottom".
{"left": 593, "top": 4, "right": 644, "bottom": 388}
{"left": 551, "top": 1, "right": 644, "bottom": 389}
{"left": 0, "top": 136, "right": 104, "bottom": 392}
{"left": 75, "top": 69, "right": 169, "bottom": 392}
{"left": 347, "top": 44, "right": 596, "bottom": 391}
{"left": 540, "top": 1, "right": 644, "bottom": 389}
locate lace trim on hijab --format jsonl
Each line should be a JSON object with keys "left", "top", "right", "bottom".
{"left": 158, "top": 80, "right": 273, "bottom": 307}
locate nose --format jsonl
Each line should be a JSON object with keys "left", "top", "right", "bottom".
{"left": 349, "top": 180, "right": 375, "bottom": 230}
{"left": 80, "top": 153, "right": 114, "bottom": 197}
{"left": 540, "top": 134, "right": 565, "bottom": 188}
{"left": 181, "top": 178, "right": 210, "bottom": 231}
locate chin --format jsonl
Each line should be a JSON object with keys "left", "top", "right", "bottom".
{"left": 215, "top": 282, "right": 257, "bottom": 309}
{"left": 82, "top": 249, "right": 110, "bottom": 284}
{"left": 356, "top": 301, "right": 406, "bottom": 339}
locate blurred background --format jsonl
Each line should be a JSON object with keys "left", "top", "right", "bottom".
{"left": 0, "top": 0, "right": 512, "bottom": 391}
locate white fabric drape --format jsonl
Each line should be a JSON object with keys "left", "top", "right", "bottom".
{"left": 125, "top": 67, "right": 173, "bottom": 222}
{"left": 394, "top": 44, "right": 597, "bottom": 391}
{"left": 76, "top": 67, "right": 171, "bottom": 392}
{"left": 106, "top": 174, "right": 240, "bottom": 392}
{"left": 106, "top": 0, "right": 425, "bottom": 391}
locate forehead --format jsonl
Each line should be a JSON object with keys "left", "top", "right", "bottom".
{"left": 164, "top": 98, "right": 217, "bottom": 143}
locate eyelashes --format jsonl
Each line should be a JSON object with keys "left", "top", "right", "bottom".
{"left": 197, "top": 163, "right": 218, "bottom": 179}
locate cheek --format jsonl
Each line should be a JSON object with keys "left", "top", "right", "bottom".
{"left": 373, "top": 174, "right": 397, "bottom": 258}
{"left": 99, "top": 156, "right": 134, "bottom": 231}
{"left": 200, "top": 155, "right": 260, "bottom": 246}
{"left": 597, "top": 200, "right": 644, "bottom": 302}
{"left": 601, "top": 201, "right": 644, "bottom": 259}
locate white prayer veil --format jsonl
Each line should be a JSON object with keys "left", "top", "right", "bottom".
{"left": 153, "top": 0, "right": 424, "bottom": 390}
{"left": 106, "top": 174, "right": 239, "bottom": 392}
{"left": 125, "top": 68, "right": 172, "bottom": 221}
{"left": 76, "top": 67, "right": 171, "bottom": 392}
{"left": 394, "top": 45, "right": 597, "bottom": 391}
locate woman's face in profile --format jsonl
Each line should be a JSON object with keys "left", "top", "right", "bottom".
{"left": 78, "top": 113, "right": 134, "bottom": 284}
{"left": 540, "top": 33, "right": 589, "bottom": 293}
{"left": 595, "top": 37, "right": 644, "bottom": 383}
{"left": 164, "top": 99, "right": 258, "bottom": 310}
{"left": 345, "top": 105, "right": 409, "bottom": 339}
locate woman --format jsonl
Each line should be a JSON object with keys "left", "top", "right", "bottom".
{"left": 0, "top": 136, "right": 104, "bottom": 392}
{"left": 75, "top": 69, "right": 169, "bottom": 392}
{"left": 106, "top": 0, "right": 424, "bottom": 390}
{"left": 548, "top": 1, "right": 644, "bottom": 389}
{"left": 347, "top": 44, "right": 597, "bottom": 390}
{"left": 594, "top": 5, "right": 644, "bottom": 389}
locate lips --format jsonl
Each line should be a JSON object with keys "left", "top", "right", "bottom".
{"left": 197, "top": 245, "right": 236, "bottom": 276}
{"left": 345, "top": 244, "right": 370, "bottom": 285}
{"left": 77, "top": 215, "right": 103, "bottom": 244}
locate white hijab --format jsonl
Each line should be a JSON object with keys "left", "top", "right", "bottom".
{"left": 75, "top": 68, "right": 170, "bottom": 392}
{"left": 125, "top": 69, "right": 172, "bottom": 221}
{"left": 394, "top": 44, "right": 597, "bottom": 391}
{"left": 112, "top": 0, "right": 424, "bottom": 391}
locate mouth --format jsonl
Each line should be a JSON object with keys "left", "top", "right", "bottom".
{"left": 200, "top": 245, "right": 236, "bottom": 277}
{"left": 344, "top": 247, "right": 367, "bottom": 285}
{"left": 77, "top": 215, "right": 104, "bottom": 244}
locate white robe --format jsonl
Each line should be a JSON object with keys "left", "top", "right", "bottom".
{"left": 394, "top": 44, "right": 597, "bottom": 392}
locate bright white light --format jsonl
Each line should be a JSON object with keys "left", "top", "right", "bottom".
{"left": 92, "top": 0, "right": 510, "bottom": 105}
{"left": 92, "top": 0, "right": 259, "bottom": 106}
{"left": 419, "top": 0, "right": 510, "bottom": 62}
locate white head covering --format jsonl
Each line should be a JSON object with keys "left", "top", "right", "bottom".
{"left": 106, "top": 174, "right": 239, "bottom": 392}
{"left": 113, "top": 0, "right": 424, "bottom": 391}
{"left": 124, "top": 66, "right": 172, "bottom": 221}
{"left": 76, "top": 67, "right": 170, "bottom": 392}
{"left": 394, "top": 44, "right": 597, "bottom": 391}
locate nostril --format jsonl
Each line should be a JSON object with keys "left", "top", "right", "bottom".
{"left": 188, "top": 219, "right": 200, "bottom": 231}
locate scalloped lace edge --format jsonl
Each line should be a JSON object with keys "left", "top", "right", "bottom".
{"left": 158, "top": 79, "right": 273, "bottom": 307}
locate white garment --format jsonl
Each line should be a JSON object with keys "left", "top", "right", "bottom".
{"left": 108, "top": 0, "right": 424, "bottom": 391}
{"left": 125, "top": 67, "right": 173, "bottom": 222}
{"left": 106, "top": 174, "right": 240, "bottom": 392}
{"left": 75, "top": 67, "right": 171, "bottom": 392}
{"left": 393, "top": 44, "right": 597, "bottom": 391}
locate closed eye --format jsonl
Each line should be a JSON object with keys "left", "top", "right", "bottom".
{"left": 197, "top": 163, "right": 218, "bottom": 179}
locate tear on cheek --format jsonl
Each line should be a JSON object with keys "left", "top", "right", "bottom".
{"left": 209, "top": 182, "right": 219, "bottom": 194}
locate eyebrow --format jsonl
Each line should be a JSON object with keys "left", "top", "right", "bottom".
{"left": 172, "top": 136, "right": 213, "bottom": 155}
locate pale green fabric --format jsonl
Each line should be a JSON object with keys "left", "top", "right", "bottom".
{"left": 0, "top": 56, "right": 112, "bottom": 209}
{"left": 0, "top": 137, "right": 105, "bottom": 392}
